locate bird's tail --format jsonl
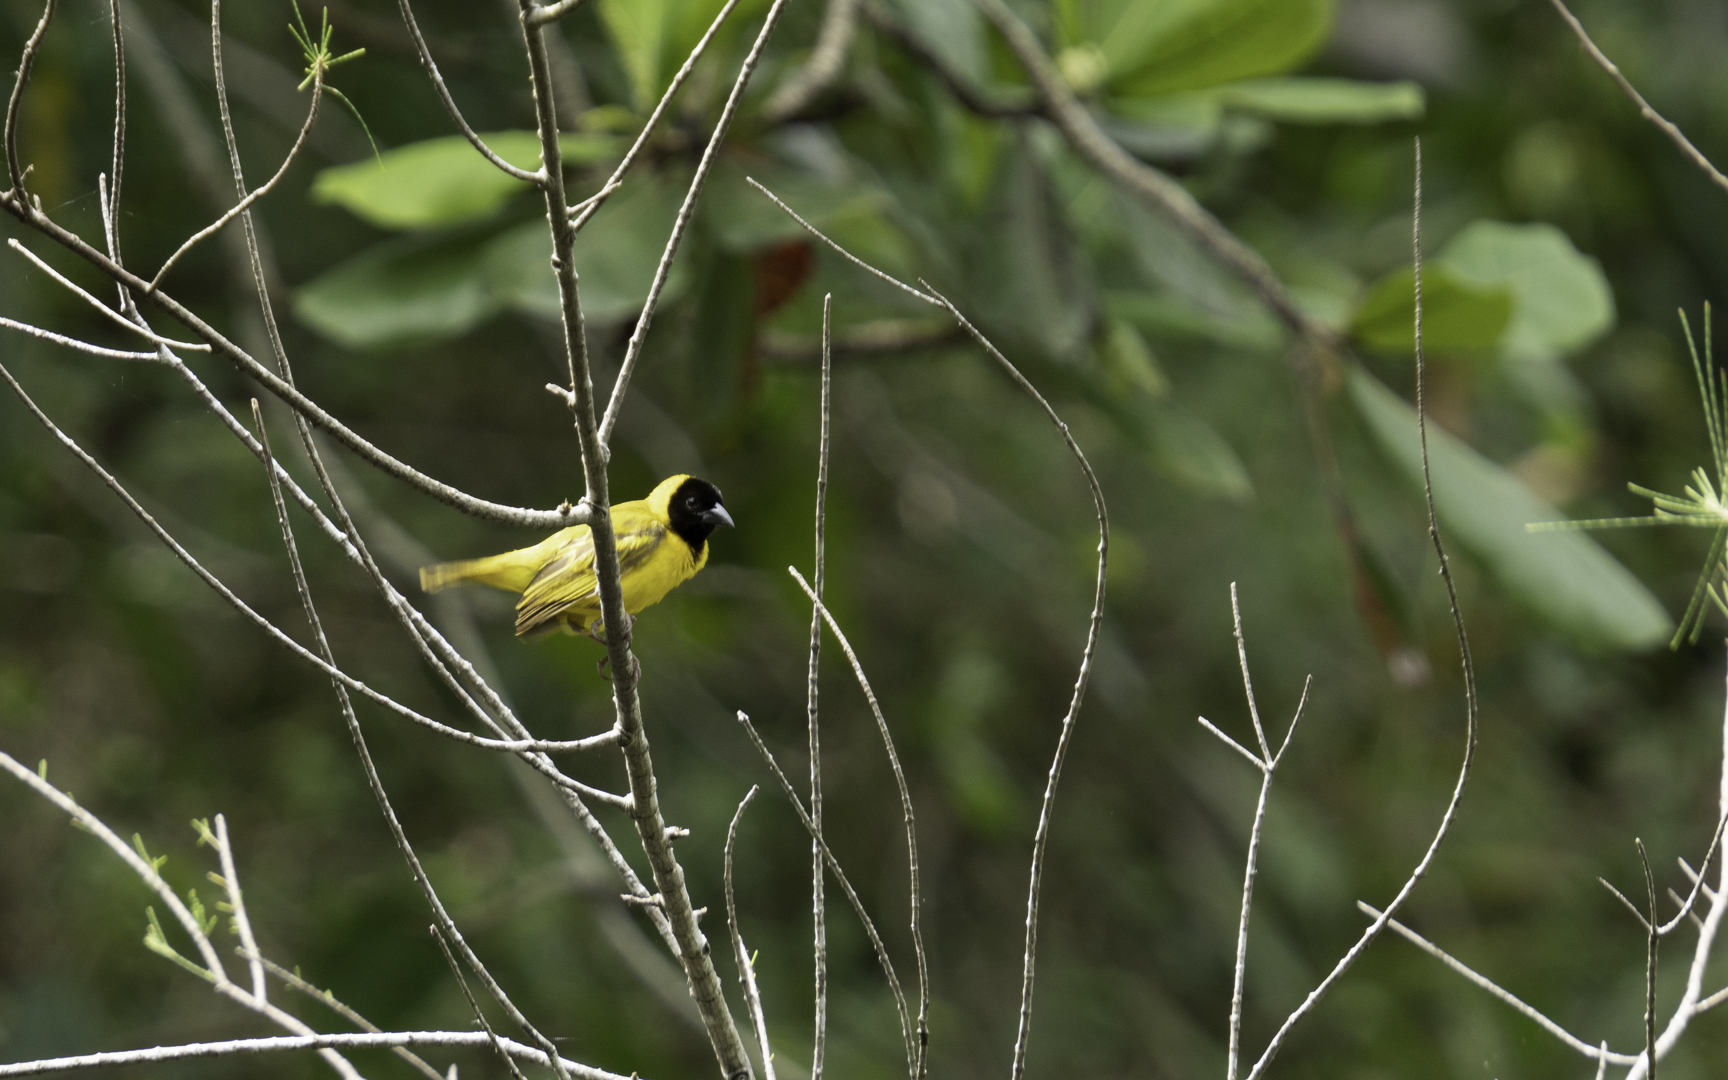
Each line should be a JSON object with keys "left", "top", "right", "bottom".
{"left": 419, "top": 554, "right": 531, "bottom": 595}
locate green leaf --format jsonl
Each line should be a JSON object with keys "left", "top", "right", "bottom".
{"left": 600, "top": 0, "right": 671, "bottom": 111}
{"left": 891, "top": 0, "right": 987, "bottom": 84}
{"left": 1438, "top": 220, "right": 1615, "bottom": 362}
{"left": 484, "top": 177, "right": 690, "bottom": 325}
{"left": 294, "top": 231, "right": 500, "bottom": 348}
{"left": 310, "top": 132, "right": 618, "bottom": 230}
{"left": 1351, "top": 264, "right": 1513, "bottom": 357}
{"left": 1098, "top": 0, "right": 1336, "bottom": 98}
{"left": 1213, "top": 77, "right": 1424, "bottom": 124}
{"left": 1348, "top": 366, "right": 1672, "bottom": 650}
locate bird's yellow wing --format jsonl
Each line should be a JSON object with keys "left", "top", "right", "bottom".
{"left": 513, "top": 510, "right": 668, "bottom": 637}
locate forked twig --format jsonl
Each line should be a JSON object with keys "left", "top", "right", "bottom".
{"left": 1239, "top": 137, "right": 1480, "bottom": 1080}
{"left": 395, "top": 0, "right": 543, "bottom": 183}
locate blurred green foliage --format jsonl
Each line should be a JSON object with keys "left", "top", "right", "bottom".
{"left": 4, "top": 0, "right": 1728, "bottom": 1078}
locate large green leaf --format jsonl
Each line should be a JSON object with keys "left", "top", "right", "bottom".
{"left": 310, "top": 132, "right": 619, "bottom": 230}
{"left": 293, "top": 231, "right": 499, "bottom": 348}
{"left": 1351, "top": 264, "right": 1512, "bottom": 357}
{"left": 1348, "top": 367, "right": 1672, "bottom": 650}
{"left": 1439, "top": 221, "right": 1614, "bottom": 362}
{"left": 484, "top": 177, "right": 690, "bottom": 324}
{"left": 1095, "top": 0, "right": 1335, "bottom": 98}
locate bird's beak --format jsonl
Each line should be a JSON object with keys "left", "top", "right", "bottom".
{"left": 701, "top": 504, "right": 735, "bottom": 528}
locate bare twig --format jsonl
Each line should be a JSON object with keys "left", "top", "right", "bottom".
{"left": 1358, "top": 902, "right": 1640, "bottom": 1067}
{"left": 147, "top": 66, "right": 323, "bottom": 293}
{"left": 1638, "top": 839, "right": 1659, "bottom": 1080}
{"left": 0, "top": 317, "right": 161, "bottom": 360}
{"left": 260, "top": 957, "right": 447, "bottom": 1080}
{"left": 251, "top": 398, "right": 575, "bottom": 1080}
{"left": 432, "top": 925, "right": 531, "bottom": 1080}
{"left": 809, "top": 294, "right": 833, "bottom": 1080}
{"left": 567, "top": 0, "right": 741, "bottom": 230}
{"left": 736, "top": 710, "right": 914, "bottom": 1063}
{"left": 1239, "top": 138, "right": 1480, "bottom": 1080}
{"left": 789, "top": 568, "right": 927, "bottom": 1076}
{"left": 519, "top": 0, "right": 753, "bottom": 1070}
{"left": 1218, "top": 617, "right": 1312, "bottom": 1080}
{"left": 725, "top": 787, "right": 778, "bottom": 1080}
{"left": 596, "top": 0, "right": 795, "bottom": 449}
{"left": 210, "top": 815, "right": 266, "bottom": 1004}
{"left": 0, "top": 753, "right": 366, "bottom": 1080}
{"left": 1548, "top": 0, "right": 1728, "bottom": 196}
{"left": 0, "top": 1031, "right": 634, "bottom": 1079}
{"left": 395, "top": 0, "right": 544, "bottom": 183}
{"left": 4, "top": 0, "right": 57, "bottom": 195}
{"left": 8, "top": 239, "right": 209, "bottom": 349}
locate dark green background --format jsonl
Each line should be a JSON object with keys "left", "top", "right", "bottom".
{"left": 3, "top": 0, "right": 1728, "bottom": 1077}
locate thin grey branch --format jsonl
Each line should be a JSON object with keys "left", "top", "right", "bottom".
{"left": 147, "top": 69, "right": 324, "bottom": 293}
{"left": 260, "top": 957, "right": 448, "bottom": 1080}
{"left": 597, "top": 0, "right": 795, "bottom": 449}
{"left": 1196, "top": 716, "right": 1266, "bottom": 772}
{"left": 8, "top": 239, "right": 209, "bottom": 349}
{"left": 808, "top": 293, "right": 833, "bottom": 1080}
{"left": 211, "top": 814, "right": 267, "bottom": 1004}
{"left": 395, "top": 0, "right": 544, "bottom": 183}
{"left": 1548, "top": 0, "right": 1728, "bottom": 196}
{"left": 0, "top": 1031, "right": 635, "bottom": 1079}
{"left": 725, "top": 787, "right": 778, "bottom": 1080}
{"left": 0, "top": 316, "right": 161, "bottom": 360}
{"left": 4, "top": 0, "right": 57, "bottom": 194}
{"left": 1358, "top": 901, "right": 1639, "bottom": 1067}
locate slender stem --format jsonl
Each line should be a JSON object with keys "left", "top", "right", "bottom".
{"left": 808, "top": 293, "right": 833, "bottom": 1080}
{"left": 725, "top": 788, "right": 778, "bottom": 1080}
{"left": 4, "top": 0, "right": 58, "bottom": 194}
{"left": 1548, "top": 0, "right": 1728, "bottom": 196}
{"left": 395, "top": 0, "right": 545, "bottom": 184}
{"left": 596, "top": 0, "right": 794, "bottom": 449}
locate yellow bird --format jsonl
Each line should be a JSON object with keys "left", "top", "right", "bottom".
{"left": 419, "top": 474, "right": 733, "bottom": 639}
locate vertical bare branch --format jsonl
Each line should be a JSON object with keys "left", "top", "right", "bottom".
{"left": 809, "top": 294, "right": 833, "bottom": 1080}
{"left": 1637, "top": 839, "right": 1659, "bottom": 1080}
{"left": 519, "top": 1, "right": 753, "bottom": 1072}
{"left": 4, "top": 0, "right": 57, "bottom": 194}
{"left": 211, "top": 814, "right": 267, "bottom": 1004}
{"left": 249, "top": 400, "right": 575, "bottom": 1080}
